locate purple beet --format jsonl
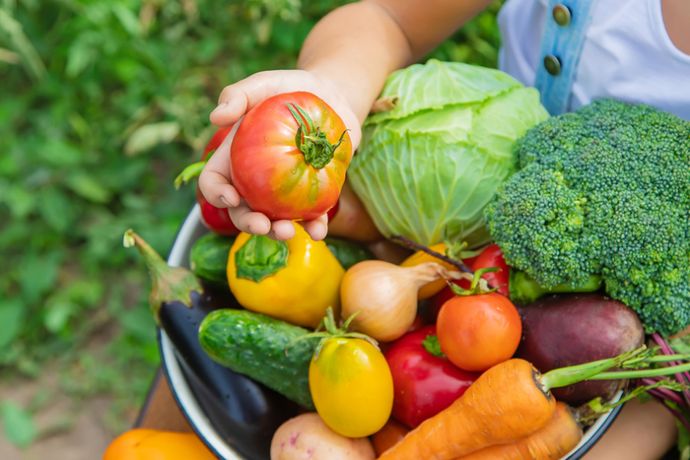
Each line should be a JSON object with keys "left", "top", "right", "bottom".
{"left": 516, "top": 293, "right": 644, "bottom": 406}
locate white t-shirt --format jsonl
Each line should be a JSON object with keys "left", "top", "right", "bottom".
{"left": 498, "top": 0, "right": 690, "bottom": 120}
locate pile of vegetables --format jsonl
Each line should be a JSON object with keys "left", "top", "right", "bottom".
{"left": 123, "top": 61, "right": 690, "bottom": 460}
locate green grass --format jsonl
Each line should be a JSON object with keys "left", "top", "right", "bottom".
{"left": 0, "top": 0, "right": 501, "bottom": 447}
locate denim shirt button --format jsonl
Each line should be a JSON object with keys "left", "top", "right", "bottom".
{"left": 552, "top": 4, "right": 571, "bottom": 26}
{"left": 543, "top": 55, "right": 562, "bottom": 75}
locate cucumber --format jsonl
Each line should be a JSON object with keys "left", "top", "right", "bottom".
{"left": 189, "top": 233, "right": 235, "bottom": 286}
{"left": 199, "top": 309, "right": 317, "bottom": 409}
{"left": 324, "top": 236, "right": 374, "bottom": 269}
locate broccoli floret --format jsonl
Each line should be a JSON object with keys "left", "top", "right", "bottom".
{"left": 485, "top": 99, "right": 690, "bottom": 335}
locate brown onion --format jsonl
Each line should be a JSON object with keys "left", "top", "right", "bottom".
{"left": 340, "top": 260, "right": 458, "bottom": 342}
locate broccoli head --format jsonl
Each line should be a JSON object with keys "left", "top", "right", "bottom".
{"left": 485, "top": 99, "right": 690, "bottom": 335}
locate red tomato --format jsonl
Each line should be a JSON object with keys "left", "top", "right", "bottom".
{"left": 326, "top": 197, "right": 340, "bottom": 221}
{"left": 196, "top": 188, "right": 238, "bottom": 236}
{"left": 231, "top": 92, "right": 352, "bottom": 221}
{"left": 385, "top": 326, "right": 478, "bottom": 428}
{"left": 471, "top": 243, "right": 510, "bottom": 296}
{"left": 195, "top": 126, "right": 239, "bottom": 236}
{"left": 437, "top": 294, "right": 522, "bottom": 372}
{"left": 429, "top": 244, "right": 511, "bottom": 319}
{"left": 202, "top": 126, "right": 233, "bottom": 160}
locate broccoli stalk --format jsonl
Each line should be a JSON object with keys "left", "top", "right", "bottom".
{"left": 509, "top": 270, "right": 602, "bottom": 306}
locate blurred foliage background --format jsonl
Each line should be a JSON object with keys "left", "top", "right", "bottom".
{"left": 0, "top": 0, "right": 501, "bottom": 449}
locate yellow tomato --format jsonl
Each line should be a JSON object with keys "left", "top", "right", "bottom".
{"left": 103, "top": 429, "right": 215, "bottom": 460}
{"left": 400, "top": 243, "right": 455, "bottom": 299}
{"left": 309, "top": 337, "right": 393, "bottom": 438}
{"left": 227, "top": 224, "right": 344, "bottom": 328}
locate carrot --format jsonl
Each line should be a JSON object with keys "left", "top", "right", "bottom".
{"left": 378, "top": 347, "right": 690, "bottom": 460}
{"left": 378, "top": 359, "right": 556, "bottom": 460}
{"left": 458, "top": 402, "right": 582, "bottom": 460}
{"left": 372, "top": 419, "right": 410, "bottom": 456}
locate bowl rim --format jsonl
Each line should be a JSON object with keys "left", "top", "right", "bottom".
{"left": 160, "top": 204, "right": 623, "bottom": 460}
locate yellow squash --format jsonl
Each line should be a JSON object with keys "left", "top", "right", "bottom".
{"left": 227, "top": 224, "right": 344, "bottom": 328}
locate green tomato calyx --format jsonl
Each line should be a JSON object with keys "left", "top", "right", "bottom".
{"left": 287, "top": 103, "right": 347, "bottom": 169}
{"left": 450, "top": 267, "right": 499, "bottom": 296}
{"left": 288, "top": 307, "right": 379, "bottom": 359}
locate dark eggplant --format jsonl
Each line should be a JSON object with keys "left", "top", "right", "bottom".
{"left": 125, "top": 230, "right": 300, "bottom": 460}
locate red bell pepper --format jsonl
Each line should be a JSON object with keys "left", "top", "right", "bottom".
{"left": 385, "top": 326, "right": 478, "bottom": 428}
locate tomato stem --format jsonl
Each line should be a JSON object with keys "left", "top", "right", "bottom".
{"left": 286, "top": 103, "right": 346, "bottom": 169}
{"left": 289, "top": 307, "right": 380, "bottom": 358}
{"left": 449, "top": 268, "right": 499, "bottom": 296}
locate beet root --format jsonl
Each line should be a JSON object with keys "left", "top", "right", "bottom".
{"left": 516, "top": 293, "right": 644, "bottom": 406}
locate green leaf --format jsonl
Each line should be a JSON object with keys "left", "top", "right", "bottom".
{"left": 65, "top": 34, "right": 98, "bottom": 78}
{"left": 111, "top": 4, "right": 141, "bottom": 37}
{"left": 2, "top": 185, "right": 35, "bottom": 218}
{"left": 36, "top": 140, "right": 83, "bottom": 167}
{"left": 0, "top": 8, "right": 45, "bottom": 80}
{"left": 125, "top": 122, "right": 180, "bottom": 155}
{"left": 38, "top": 188, "right": 75, "bottom": 233}
{"left": 0, "top": 300, "right": 25, "bottom": 349}
{"left": 0, "top": 401, "right": 36, "bottom": 448}
{"left": 44, "top": 298, "right": 73, "bottom": 333}
{"left": 18, "top": 251, "right": 61, "bottom": 303}
{"left": 65, "top": 171, "right": 111, "bottom": 203}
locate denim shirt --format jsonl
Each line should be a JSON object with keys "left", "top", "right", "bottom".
{"left": 533, "top": 0, "right": 596, "bottom": 115}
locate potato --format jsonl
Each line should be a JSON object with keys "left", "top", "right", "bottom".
{"left": 516, "top": 293, "right": 644, "bottom": 406}
{"left": 271, "top": 413, "right": 376, "bottom": 460}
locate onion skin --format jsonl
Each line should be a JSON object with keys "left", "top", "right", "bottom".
{"left": 340, "top": 260, "right": 456, "bottom": 342}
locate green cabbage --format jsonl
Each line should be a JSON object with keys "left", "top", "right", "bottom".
{"left": 349, "top": 60, "right": 549, "bottom": 246}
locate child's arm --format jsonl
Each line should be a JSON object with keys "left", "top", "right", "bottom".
{"left": 199, "top": 0, "right": 493, "bottom": 240}
{"left": 584, "top": 398, "right": 677, "bottom": 460}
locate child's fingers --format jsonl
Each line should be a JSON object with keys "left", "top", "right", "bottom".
{"left": 198, "top": 126, "right": 238, "bottom": 207}
{"left": 229, "top": 204, "right": 271, "bottom": 236}
{"left": 198, "top": 170, "right": 240, "bottom": 208}
{"left": 269, "top": 220, "right": 297, "bottom": 241}
{"left": 210, "top": 71, "right": 283, "bottom": 127}
{"left": 302, "top": 215, "right": 329, "bottom": 241}
{"left": 208, "top": 71, "right": 362, "bottom": 151}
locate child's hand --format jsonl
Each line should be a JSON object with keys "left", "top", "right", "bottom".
{"left": 199, "top": 69, "right": 361, "bottom": 241}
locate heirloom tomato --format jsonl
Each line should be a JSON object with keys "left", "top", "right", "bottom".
{"left": 231, "top": 91, "right": 352, "bottom": 221}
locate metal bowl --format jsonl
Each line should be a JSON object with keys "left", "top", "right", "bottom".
{"left": 160, "top": 205, "right": 622, "bottom": 459}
